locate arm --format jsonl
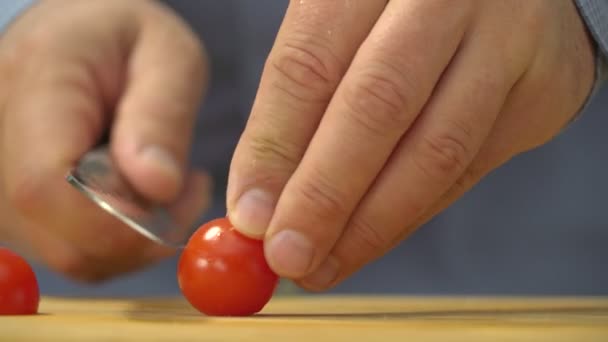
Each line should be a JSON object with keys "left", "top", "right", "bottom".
{"left": 0, "top": 0, "right": 36, "bottom": 33}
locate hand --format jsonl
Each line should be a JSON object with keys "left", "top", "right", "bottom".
{"left": 0, "top": 0, "right": 210, "bottom": 282}
{"left": 227, "top": 0, "right": 597, "bottom": 290}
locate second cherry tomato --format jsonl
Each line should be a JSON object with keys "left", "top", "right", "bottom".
{"left": 0, "top": 247, "right": 40, "bottom": 315}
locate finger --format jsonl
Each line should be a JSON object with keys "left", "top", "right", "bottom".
{"left": 112, "top": 3, "right": 208, "bottom": 203}
{"left": 298, "top": 144, "right": 510, "bottom": 290}
{"left": 227, "top": 0, "right": 386, "bottom": 237}
{"left": 264, "top": 1, "right": 471, "bottom": 279}
{"left": 361, "top": 117, "right": 524, "bottom": 275}
{"left": 297, "top": 29, "right": 520, "bottom": 290}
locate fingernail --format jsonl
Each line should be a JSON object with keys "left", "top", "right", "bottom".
{"left": 300, "top": 256, "right": 340, "bottom": 289}
{"left": 231, "top": 188, "right": 275, "bottom": 237}
{"left": 266, "top": 230, "right": 314, "bottom": 277}
{"left": 138, "top": 145, "right": 180, "bottom": 182}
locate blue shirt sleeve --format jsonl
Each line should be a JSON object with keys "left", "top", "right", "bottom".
{"left": 0, "top": 0, "right": 36, "bottom": 33}
{"left": 575, "top": 0, "right": 608, "bottom": 58}
{"left": 574, "top": 0, "right": 608, "bottom": 114}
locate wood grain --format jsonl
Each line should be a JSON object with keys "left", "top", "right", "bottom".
{"left": 1, "top": 295, "right": 608, "bottom": 341}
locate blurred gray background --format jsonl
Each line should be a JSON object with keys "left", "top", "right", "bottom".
{"left": 32, "top": 1, "right": 608, "bottom": 297}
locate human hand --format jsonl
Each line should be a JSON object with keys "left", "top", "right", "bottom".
{"left": 227, "top": 0, "right": 597, "bottom": 290}
{"left": 0, "top": 0, "right": 210, "bottom": 282}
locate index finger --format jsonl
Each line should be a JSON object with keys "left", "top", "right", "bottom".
{"left": 227, "top": 0, "right": 386, "bottom": 236}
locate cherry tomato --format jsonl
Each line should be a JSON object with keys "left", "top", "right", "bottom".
{"left": 0, "top": 247, "right": 40, "bottom": 315}
{"left": 177, "top": 217, "right": 279, "bottom": 316}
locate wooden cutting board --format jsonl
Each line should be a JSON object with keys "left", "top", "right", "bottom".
{"left": 1, "top": 295, "right": 608, "bottom": 341}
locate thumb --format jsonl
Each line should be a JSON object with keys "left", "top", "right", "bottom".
{"left": 111, "top": 3, "right": 208, "bottom": 204}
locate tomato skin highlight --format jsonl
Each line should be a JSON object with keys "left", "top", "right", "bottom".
{"left": 177, "top": 217, "right": 279, "bottom": 316}
{"left": 0, "top": 247, "right": 40, "bottom": 315}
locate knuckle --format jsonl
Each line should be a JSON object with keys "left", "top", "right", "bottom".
{"left": 269, "top": 35, "right": 342, "bottom": 102}
{"left": 347, "top": 216, "right": 389, "bottom": 252}
{"left": 451, "top": 175, "right": 470, "bottom": 195}
{"left": 413, "top": 122, "right": 474, "bottom": 179}
{"left": 452, "top": 161, "right": 488, "bottom": 194}
{"left": 452, "top": 167, "right": 477, "bottom": 194}
{"left": 343, "top": 64, "right": 414, "bottom": 136}
{"left": 293, "top": 168, "right": 348, "bottom": 222}
{"left": 247, "top": 134, "right": 302, "bottom": 171}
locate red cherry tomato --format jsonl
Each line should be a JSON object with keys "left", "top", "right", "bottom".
{"left": 177, "top": 217, "right": 278, "bottom": 316}
{"left": 0, "top": 247, "right": 40, "bottom": 315}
